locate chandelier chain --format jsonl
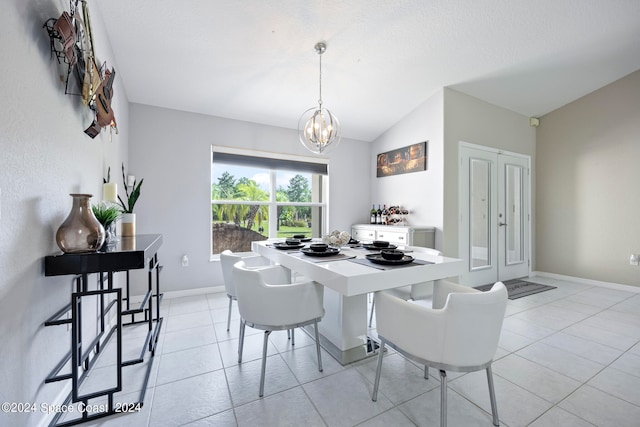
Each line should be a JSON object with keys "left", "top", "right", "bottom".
{"left": 318, "top": 52, "right": 323, "bottom": 107}
{"left": 298, "top": 41, "right": 341, "bottom": 154}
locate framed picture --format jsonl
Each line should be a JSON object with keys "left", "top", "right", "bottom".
{"left": 376, "top": 141, "right": 427, "bottom": 177}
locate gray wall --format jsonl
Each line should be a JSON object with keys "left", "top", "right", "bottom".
{"left": 442, "top": 88, "right": 537, "bottom": 263}
{"left": 0, "top": 1, "right": 129, "bottom": 424}
{"left": 1, "top": 1, "right": 638, "bottom": 424}
{"left": 370, "top": 87, "right": 537, "bottom": 268}
{"left": 536, "top": 69, "right": 640, "bottom": 287}
{"left": 370, "top": 90, "right": 445, "bottom": 247}
{"left": 128, "top": 103, "right": 371, "bottom": 293}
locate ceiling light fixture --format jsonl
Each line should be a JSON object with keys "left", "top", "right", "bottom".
{"left": 298, "top": 42, "right": 341, "bottom": 154}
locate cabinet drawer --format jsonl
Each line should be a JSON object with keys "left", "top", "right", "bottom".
{"left": 352, "top": 228, "right": 375, "bottom": 241}
{"left": 375, "top": 230, "right": 408, "bottom": 245}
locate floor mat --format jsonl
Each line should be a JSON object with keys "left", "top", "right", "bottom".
{"left": 474, "top": 279, "right": 557, "bottom": 300}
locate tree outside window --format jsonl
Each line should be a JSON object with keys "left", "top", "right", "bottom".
{"left": 211, "top": 150, "right": 327, "bottom": 255}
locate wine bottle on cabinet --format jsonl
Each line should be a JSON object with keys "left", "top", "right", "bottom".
{"left": 381, "top": 204, "right": 388, "bottom": 225}
{"left": 370, "top": 205, "right": 377, "bottom": 224}
{"left": 376, "top": 204, "right": 382, "bottom": 224}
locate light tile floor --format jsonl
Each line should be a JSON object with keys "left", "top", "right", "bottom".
{"left": 77, "top": 276, "right": 640, "bottom": 426}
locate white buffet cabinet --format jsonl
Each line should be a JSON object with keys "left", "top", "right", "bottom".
{"left": 351, "top": 224, "right": 435, "bottom": 248}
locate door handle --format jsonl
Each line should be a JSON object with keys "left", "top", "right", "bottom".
{"left": 499, "top": 222, "right": 507, "bottom": 227}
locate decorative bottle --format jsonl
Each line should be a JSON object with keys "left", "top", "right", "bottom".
{"left": 370, "top": 205, "right": 377, "bottom": 224}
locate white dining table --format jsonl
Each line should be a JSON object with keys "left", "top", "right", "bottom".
{"left": 252, "top": 240, "right": 464, "bottom": 365}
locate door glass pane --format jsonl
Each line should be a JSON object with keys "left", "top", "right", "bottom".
{"left": 470, "top": 159, "right": 491, "bottom": 270}
{"left": 505, "top": 164, "right": 524, "bottom": 265}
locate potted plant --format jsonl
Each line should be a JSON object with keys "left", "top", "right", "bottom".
{"left": 118, "top": 163, "right": 143, "bottom": 236}
{"left": 92, "top": 202, "right": 121, "bottom": 245}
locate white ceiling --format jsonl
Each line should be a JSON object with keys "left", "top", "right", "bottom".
{"left": 96, "top": 0, "right": 640, "bottom": 142}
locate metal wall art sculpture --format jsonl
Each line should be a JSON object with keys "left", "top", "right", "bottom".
{"left": 44, "top": 0, "right": 118, "bottom": 139}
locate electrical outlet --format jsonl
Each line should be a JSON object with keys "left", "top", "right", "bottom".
{"left": 181, "top": 255, "right": 189, "bottom": 267}
{"left": 630, "top": 254, "right": 639, "bottom": 266}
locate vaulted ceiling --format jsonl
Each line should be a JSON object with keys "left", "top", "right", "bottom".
{"left": 96, "top": 0, "right": 640, "bottom": 142}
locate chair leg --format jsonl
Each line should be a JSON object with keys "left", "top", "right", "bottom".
{"left": 368, "top": 295, "right": 375, "bottom": 327}
{"left": 238, "top": 319, "right": 246, "bottom": 363}
{"left": 440, "top": 370, "right": 447, "bottom": 427}
{"left": 313, "top": 320, "right": 323, "bottom": 372}
{"left": 371, "top": 340, "right": 385, "bottom": 401}
{"left": 486, "top": 365, "right": 500, "bottom": 426}
{"left": 259, "top": 330, "right": 271, "bottom": 397}
{"left": 424, "top": 365, "right": 429, "bottom": 379}
{"left": 291, "top": 328, "right": 295, "bottom": 346}
{"left": 287, "top": 329, "right": 290, "bottom": 339}
{"left": 226, "top": 297, "right": 233, "bottom": 331}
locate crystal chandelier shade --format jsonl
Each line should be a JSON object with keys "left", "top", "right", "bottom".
{"left": 298, "top": 42, "right": 341, "bottom": 154}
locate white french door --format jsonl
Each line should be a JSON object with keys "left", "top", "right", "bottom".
{"left": 459, "top": 144, "right": 530, "bottom": 285}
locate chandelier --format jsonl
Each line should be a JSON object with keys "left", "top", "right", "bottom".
{"left": 298, "top": 42, "right": 341, "bottom": 154}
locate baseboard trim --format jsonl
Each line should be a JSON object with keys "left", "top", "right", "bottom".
{"left": 146, "top": 274, "right": 639, "bottom": 300}
{"left": 532, "top": 271, "right": 640, "bottom": 294}
{"left": 151, "top": 273, "right": 640, "bottom": 300}
{"left": 129, "top": 285, "right": 225, "bottom": 302}
{"left": 162, "top": 286, "right": 225, "bottom": 299}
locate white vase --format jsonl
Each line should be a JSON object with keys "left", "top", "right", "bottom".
{"left": 121, "top": 213, "right": 136, "bottom": 237}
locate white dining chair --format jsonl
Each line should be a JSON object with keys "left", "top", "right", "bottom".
{"left": 233, "top": 260, "right": 325, "bottom": 397}
{"left": 368, "top": 246, "right": 442, "bottom": 327}
{"left": 219, "top": 250, "right": 271, "bottom": 331}
{"left": 372, "top": 280, "right": 508, "bottom": 427}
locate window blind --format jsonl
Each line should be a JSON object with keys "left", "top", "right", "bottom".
{"left": 212, "top": 152, "right": 327, "bottom": 175}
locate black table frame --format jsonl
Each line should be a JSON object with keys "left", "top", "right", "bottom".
{"left": 43, "top": 234, "right": 163, "bottom": 426}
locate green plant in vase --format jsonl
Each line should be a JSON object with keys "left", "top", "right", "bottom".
{"left": 92, "top": 202, "right": 121, "bottom": 245}
{"left": 118, "top": 163, "right": 143, "bottom": 236}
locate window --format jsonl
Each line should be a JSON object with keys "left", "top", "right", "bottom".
{"left": 211, "top": 147, "right": 328, "bottom": 255}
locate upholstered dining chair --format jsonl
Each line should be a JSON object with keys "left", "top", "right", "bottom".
{"left": 233, "top": 260, "right": 325, "bottom": 397}
{"left": 219, "top": 250, "right": 271, "bottom": 331}
{"left": 372, "top": 280, "right": 508, "bottom": 427}
{"left": 368, "top": 246, "right": 442, "bottom": 327}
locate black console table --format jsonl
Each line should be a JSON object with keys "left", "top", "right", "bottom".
{"left": 43, "top": 234, "right": 163, "bottom": 426}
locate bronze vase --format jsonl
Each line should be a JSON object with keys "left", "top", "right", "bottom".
{"left": 56, "top": 194, "right": 105, "bottom": 253}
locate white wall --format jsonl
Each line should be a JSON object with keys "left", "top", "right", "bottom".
{"left": 537, "top": 70, "right": 640, "bottom": 287}
{"left": 0, "top": 1, "right": 128, "bottom": 425}
{"left": 370, "top": 90, "right": 445, "bottom": 247}
{"left": 128, "top": 103, "right": 371, "bottom": 293}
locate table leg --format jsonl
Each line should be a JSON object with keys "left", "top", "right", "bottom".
{"left": 311, "top": 288, "right": 376, "bottom": 365}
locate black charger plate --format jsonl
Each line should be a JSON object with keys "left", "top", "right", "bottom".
{"left": 365, "top": 253, "right": 414, "bottom": 265}
{"left": 363, "top": 243, "right": 397, "bottom": 250}
{"left": 272, "top": 243, "right": 305, "bottom": 250}
{"left": 300, "top": 247, "right": 340, "bottom": 257}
